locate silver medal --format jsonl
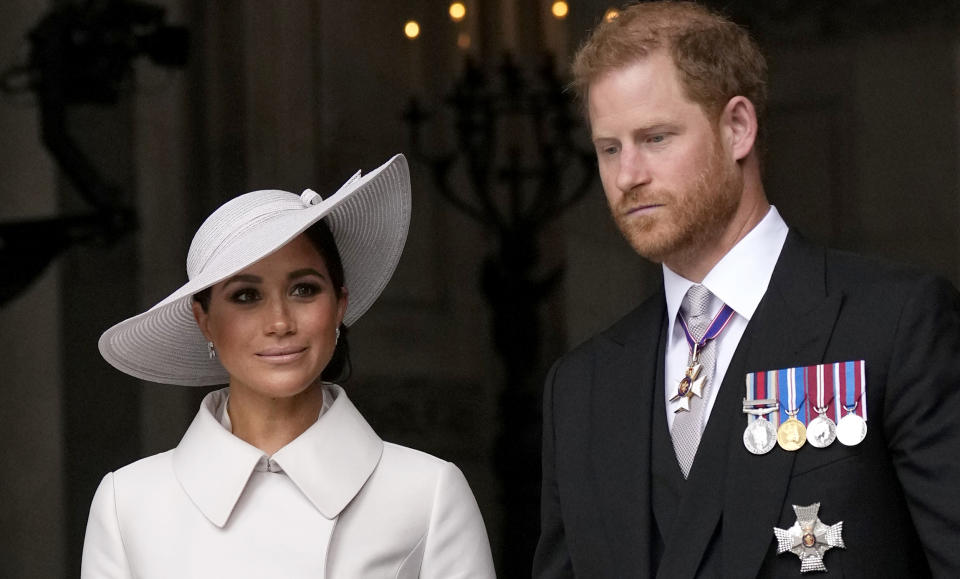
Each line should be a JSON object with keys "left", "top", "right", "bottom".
{"left": 806, "top": 412, "right": 837, "bottom": 448}
{"left": 806, "top": 366, "right": 837, "bottom": 448}
{"left": 836, "top": 412, "right": 867, "bottom": 446}
{"left": 744, "top": 418, "right": 777, "bottom": 455}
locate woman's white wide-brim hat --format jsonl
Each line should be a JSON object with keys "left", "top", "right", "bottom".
{"left": 99, "top": 154, "right": 411, "bottom": 386}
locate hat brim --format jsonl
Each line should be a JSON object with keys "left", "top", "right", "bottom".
{"left": 98, "top": 154, "right": 411, "bottom": 386}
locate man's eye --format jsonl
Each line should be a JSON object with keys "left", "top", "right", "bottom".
{"left": 230, "top": 288, "right": 259, "bottom": 303}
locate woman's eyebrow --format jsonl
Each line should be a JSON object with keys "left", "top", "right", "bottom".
{"left": 221, "top": 273, "right": 261, "bottom": 289}
{"left": 288, "top": 268, "right": 326, "bottom": 281}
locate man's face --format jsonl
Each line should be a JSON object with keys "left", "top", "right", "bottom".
{"left": 588, "top": 51, "right": 743, "bottom": 269}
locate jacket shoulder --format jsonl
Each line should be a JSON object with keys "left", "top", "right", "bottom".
{"left": 825, "top": 246, "right": 940, "bottom": 283}
{"left": 821, "top": 246, "right": 958, "bottom": 302}
{"left": 555, "top": 290, "right": 663, "bottom": 371}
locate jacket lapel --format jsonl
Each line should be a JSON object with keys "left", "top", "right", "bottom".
{"left": 591, "top": 292, "right": 666, "bottom": 575}
{"left": 654, "top": 232, "right": 844, "bottom": 578}
{"left": 722, "top": 232, "right": 844, "bottom": 578}
{"left": 654, "top": 328, "right": 755, "bottom": 578}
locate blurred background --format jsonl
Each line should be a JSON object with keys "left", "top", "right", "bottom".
{"left": 1, "top": 1, "right": 958, "bottom": 577}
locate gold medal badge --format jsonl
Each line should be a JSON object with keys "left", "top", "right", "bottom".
{"left": 777, "top": 411, "right": 806, "bottom": 451}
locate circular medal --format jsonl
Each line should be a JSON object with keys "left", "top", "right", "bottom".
{"left": 836, "top": 413, "right": 867, "bottom": 446}
{"left": 777, "top": 418, "right": 807, "bottom": 451}
{"left": 744, "top": 419, "right": 777, "bottom": 455}
{"left": 806, "top": 414, "right": 837, "bottom": 448}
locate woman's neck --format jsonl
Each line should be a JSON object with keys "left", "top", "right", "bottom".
{"left": 226, "top": 383, "right": 325, "bottom": 456}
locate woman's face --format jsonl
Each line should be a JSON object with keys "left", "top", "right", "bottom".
{"left": 192, "top": 234, "right": 347, "bottom": 399}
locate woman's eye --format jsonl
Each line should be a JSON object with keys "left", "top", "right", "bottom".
{"left": 229, "top": 288, "right": 260, "bottom": 303}
{"left": 291, "top": 283, "right": 319, "bottom": 298}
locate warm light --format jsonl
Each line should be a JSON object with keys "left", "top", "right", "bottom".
{"left": 404, "top": 20, "right": 421, "bottom": 39}
{"left": 604, "top": 8, "right": 620, "bottom": 22}
{"left": 457, "top": 32, "right": 471, "bottom": 50}
{"left": 449, "top": 2, "right": 467, "bottom": 22}
{"left": 551, "top": 1, "right": 569, "bottom": 19}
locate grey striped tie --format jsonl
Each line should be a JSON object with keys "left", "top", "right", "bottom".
{"left": 671, "top": 284, "right": 720, "bottom": 478}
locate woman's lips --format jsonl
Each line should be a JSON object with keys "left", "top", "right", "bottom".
{"left": 256, "top": 346, "right": 307, "bottom": 363}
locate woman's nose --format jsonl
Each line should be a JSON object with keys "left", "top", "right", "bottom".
{"left": 265, "top": 300, "right": 296, "bottom": 335}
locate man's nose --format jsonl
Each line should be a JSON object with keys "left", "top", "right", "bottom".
{"left": 615, "top": 148, "right": 652, "bottom": 193}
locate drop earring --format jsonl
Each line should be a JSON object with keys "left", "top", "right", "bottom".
{"left": 335, "top": 327, "right": 341, "bottom": 344}
{"left": 207, "top": 341, "right": 216, "bottom": 360}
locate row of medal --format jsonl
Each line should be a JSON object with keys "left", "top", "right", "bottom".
{"left": 742, "top": 360, "right": 868, "bottom": 455}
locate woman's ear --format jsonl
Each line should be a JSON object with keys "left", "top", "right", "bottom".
{"left": 721, "top": 95, "right": 758, "bottom": 162}
{"left": 337, "top": 287, "right": 349, "bottom": 326}
{"left": 191, "top": 300, "right": 212, "bottom": 341}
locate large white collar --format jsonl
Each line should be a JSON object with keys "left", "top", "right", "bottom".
{"left": 171, "top": 385, "right": 383, "bottom": 527}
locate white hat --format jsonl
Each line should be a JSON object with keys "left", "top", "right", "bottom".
{"left": 98, "top": 154, "right": 411, "bottom": 386}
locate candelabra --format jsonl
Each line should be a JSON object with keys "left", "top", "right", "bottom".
{"left": 405, "top": 52, "right": 595, "bottom": 574}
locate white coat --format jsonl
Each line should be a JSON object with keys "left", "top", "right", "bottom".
{"left": 81, "top": 386, "right": 496, "bottom": 578}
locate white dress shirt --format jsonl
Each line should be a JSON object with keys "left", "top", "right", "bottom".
{"left": 663, "top": 206, "right": 789, "bottom": 431}
{"left": 81, "top": 385, "right": 496, "bottom": 578}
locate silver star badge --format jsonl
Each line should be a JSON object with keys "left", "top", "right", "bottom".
{"left": 774, "top": 503, "right": 845, "bottom": 573}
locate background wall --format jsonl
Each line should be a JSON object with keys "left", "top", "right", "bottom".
{"left": 0, "top": 2, "right": 63, "bottom": 577}
{"left": 1, "top": 1, "right": 958, "bottom": 577}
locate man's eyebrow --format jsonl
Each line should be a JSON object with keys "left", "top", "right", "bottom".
{"left": 592, "top": 121, "right": 677, "bottom": 141}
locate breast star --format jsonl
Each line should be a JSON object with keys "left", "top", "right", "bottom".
{"left": 773, "top": 503, "right": 845, "bottom": 573}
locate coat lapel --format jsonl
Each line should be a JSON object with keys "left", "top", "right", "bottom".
{"left": 654, "top": 232, "right": 844, "bottom": 578}
{"left": 591, "top": 292, "right": 666, "bottom": 575}
{"left": 722, "top": 232, "right": 844, "bottom": 578}
{"left": 654, "top": 327, "right": 755, "bottom": 578}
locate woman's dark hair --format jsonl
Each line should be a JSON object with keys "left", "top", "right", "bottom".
{"left": 193, "top": 218, "right": 352, "bottom": 382}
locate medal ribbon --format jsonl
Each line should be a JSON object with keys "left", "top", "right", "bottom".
{"left": 748, "top": 361, "right": 863, "bottom": 430}
{"left": 677, "top": 302, "right": 735, "bottom": 361}
{"left": 816, "top": 365, "right": 825, "bottom": 409}
{"left": 815, "top": 363, "right": 833, "bottom": 418}
{"left": 779, "top": 367, "right": 806, "bottom": 424}
{"left": 744, "top": 371, "right": 777, "bottom": 424}
{"left": 839, "top": 360, "right": 868, "bottom": 421}
{"left": 805, "top": 363, "right": 837, "bottom": 421}
{"left": 832, "top": 363, "right": 843, "bottom": 421}
{"left": 768, "top": 370, "right": 781, "bottom": 427}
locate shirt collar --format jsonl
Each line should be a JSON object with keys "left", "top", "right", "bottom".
{"left": 172, "top": 385, "right": 383, "bottom": 527}
{"left": 664, "top": 205, "right": 788, "bottom": 331}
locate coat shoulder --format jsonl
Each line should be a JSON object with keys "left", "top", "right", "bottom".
{"left": 110, "top": 450, "right": 176, "bottom": 492}
{"left": 559, "top": 292, "right": 663, "bottom": 368}
{"left": 379, "top": 442, "right": 452, "bottom": 480}
{"left": 823, "top": 246, "right": 948, "bottom": 290}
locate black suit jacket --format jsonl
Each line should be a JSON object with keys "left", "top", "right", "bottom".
{"left": 534, "top": 232, "right": 960, "bottom": 578}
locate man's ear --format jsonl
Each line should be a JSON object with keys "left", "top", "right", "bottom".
{"left": 720, "top": 96, "right": 758, "bottom": 162}
{"left": 192, "top": 300, "right": 212, "bottom": 341}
